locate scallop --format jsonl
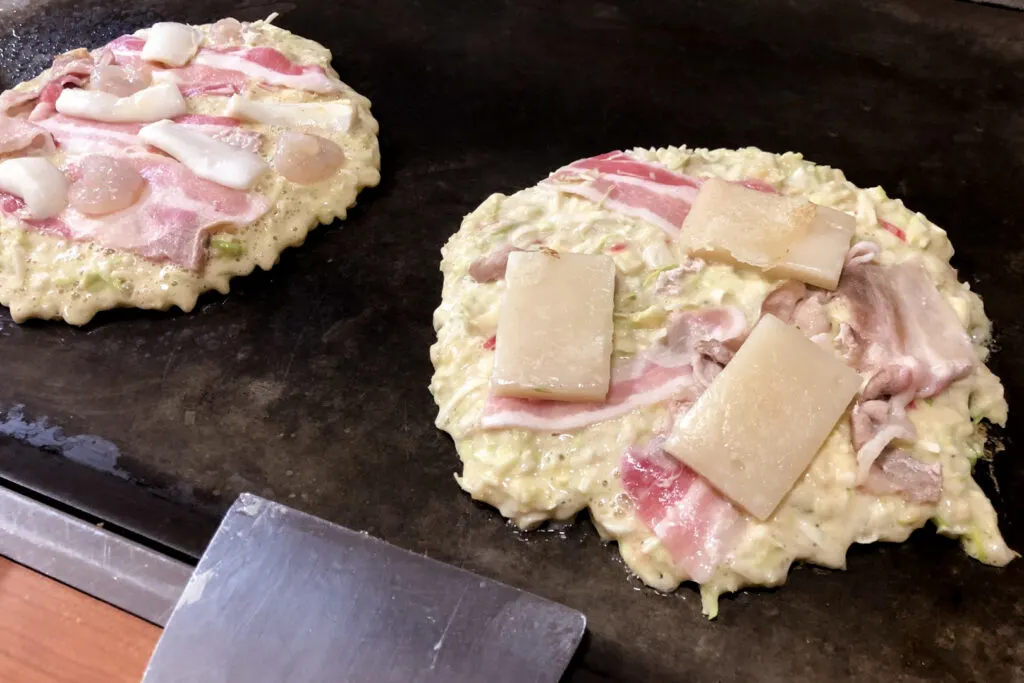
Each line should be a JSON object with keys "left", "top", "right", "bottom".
{"left": 89, "top": 64, "right": 152, "bottom": 98}
{"left": 209, "top": 18, "right": 245, "bottom": 45}
{"left": 68, "top": 155, "right": 146, "bottom": 216}
{"left": 272, "top": 132, "right": 345, "bottom": 185}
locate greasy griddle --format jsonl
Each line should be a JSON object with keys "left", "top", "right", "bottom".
{"left": 0, "top": 1, "right": 1021, "bottom": 680}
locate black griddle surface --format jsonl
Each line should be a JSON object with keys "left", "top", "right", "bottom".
{"left": 0, "top": 1, "right": 1022, "bottom": 681}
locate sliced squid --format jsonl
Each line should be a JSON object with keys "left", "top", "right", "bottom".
{"left": 56, "top": 82, "right": 187, "bottom": 123}
{"left": 138, "top": 119, "right": 268, "bottom": 190}
{"left": 272, "top": 131, "right": 345, "bottom": 185}
{"left": 225, "top": 95, "right": 354, "bottom": 135}
{"left": 0, "top": 157, "right": 69, "bottom": 219}
{"left": 68, "top": 155, "right": 146, "bottom": 216}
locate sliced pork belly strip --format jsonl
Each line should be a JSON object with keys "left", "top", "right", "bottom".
{"left": 886, "top": 263, "right": 977, "bottom": 398}
{"left": 837, "top": 259, "right": 975, "bottom": 493}
{"left": 861, "top": 449, "right": 941, "bottom": 504}
{"left": 481, "top": 307, "right": 747, "bottom": 431}
{"left": 35, "top": 114, "right": 262, "bottom": 156}
{"left": 481, "top": 361, "right": 703, "bottom": 432}
{"left": 837, "top": 260, "right": 976, "bottom": 399}
{"left": 0, "top": 154, "right": 267, "bottom": 268}
{"left": 104, "top": 35, "right": 342, "bottom": 95}
{"left": 152, "top": 62, "right": 250, "bottom": 97}
{"left": 621, "top": 437, "right": 746, "bottom": 583}
{"left": 759, "top": 280, "right": 831, "bottom": 337}
{"left": 35, "top": 115, "right": 143, "bottom": 155}
{"left": 0, "top": 48, "right": 94, "bottom": 119}
{"left": 542, "top": 152, "right": 702, "bottom": 237}
{"left": 0, "top": 116, "right": 55, "bottom": 156}
{"left": 850, "top": 399, "right": 918, "bottom": 482}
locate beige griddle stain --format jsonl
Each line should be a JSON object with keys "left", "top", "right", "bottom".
{"left": 429, "top": 146, "right": 1013, "bottom": 616}
{"left": 0, "top": 19, "right": 381, "bottom": 325}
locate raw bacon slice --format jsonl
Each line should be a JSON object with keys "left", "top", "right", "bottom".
{"left": 155, "top": 63, "right": 250, "bottom": 97}
{"left": 621, "top": 437, "right": 746, "bottom": 583}
{"left": 0, "top": 115, "right": 55, "bottom": 156}
{"left": 542, "top": 152, "right": 702, "bottom": 237}
{"left": 861, "top": 449, "right": 941, "bottom": 504}
{"left": 481, "top": 360, "right": 702, "bottom": 432}
{"left": 36, "top": 114, "right": 262, "bottom": 156}
{"left": 850, "top": 399, "right": 917, "bottom": 482}
{"left": 104, "top": 35, "right": 342, "bottom": 95}
{"left": 0, "top": 154, "right": 267, "bottom": 268}
{"left": 35, "top": 115, "right": 142, "bottom": 155}
{"left": 0, "top": 49, "right": 94, "bottom": 119}
{"left": 103, "top": 36, "right": 246, "bottom": 96}
{"left": 837, "top": 259, "right": 974, "bottom": 488}
{"left": 481, "top": 306, "right": 747, "bottom": 431}
{"left": 837, "top": 260, "right": 976, "bottom": 399}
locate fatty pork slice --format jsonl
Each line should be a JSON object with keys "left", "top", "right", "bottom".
{"left": 542, "top": 151, "right": 702, "bottom": 237}
{"left": 0, "top": 115, "right": 55, "bottom": 156}
{"left": 35, "top": 114, "right": 263, "bottom": 157}
{"left": 837, "top": 259, "right": 977, "bottom": 495}
{"left": 481, "top": 306, "right": 747, "bottom": 431}
{"left": 0, "top": 48, "right": 94, "bottom": 119}
{"left": 837, "top": 259, "right": 976, "bottom": 399}
{"left": 621, "top": 437, "right": 745, "bottom": 583}
{"left": 861, "top": 450, "right": 942, "bottom": 504}
{"left": 1, "top": 153, "right": 267, "bottom": 269}
{"left": 102, "top": 35, "right": 343, "bottom": 96}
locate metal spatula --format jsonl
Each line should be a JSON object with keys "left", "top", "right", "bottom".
{"left": 141, "top": 493, "right": 586, "bottom": 683}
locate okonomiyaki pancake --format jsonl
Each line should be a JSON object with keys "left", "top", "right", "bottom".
{"left": 0, "top": 16, "right": 379, "bottom": 324}
{"left": 430, "top": 146, "right": 1011, "bottom": 616}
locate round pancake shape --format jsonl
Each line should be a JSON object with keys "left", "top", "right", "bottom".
{"left": 429, "top": 146, "right": 1011, "bottom": 615}
{"left": 0, "top": 18, "right": 380, "bottom": 325}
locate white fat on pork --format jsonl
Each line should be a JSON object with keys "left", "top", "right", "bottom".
{"left": 141, "top": 22, "right": 200, "bottom": 67}
{"left": 138, "top": 119, "right": 268, "bottom": 190}
{"left": 0, "top": 157, "right": 68, "bottom": 219}
{"left": 55, "top": 82, "right": 187, "bottom": 123}
{"left": 272, "top": 132, "right": 346, "bottom": 185}
{"left": 224, "top": 94, "right": 354, "bottom": 134}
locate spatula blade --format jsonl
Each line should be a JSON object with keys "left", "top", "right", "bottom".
{"left": 142, "top": 493, "right": 586, "bottom": 683}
